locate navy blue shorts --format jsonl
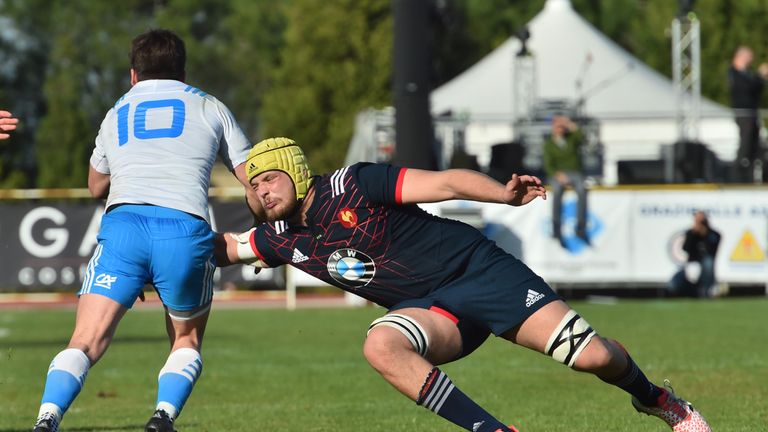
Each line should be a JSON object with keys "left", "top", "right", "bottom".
{"left": 390, "top": 241, "right": 559, "bottom": 359}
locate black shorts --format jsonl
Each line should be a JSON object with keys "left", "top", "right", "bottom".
{"left": 390, "top": 241, "right": 559, "bottom": 360}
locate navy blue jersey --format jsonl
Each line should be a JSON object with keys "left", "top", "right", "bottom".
{"left": 249, "top": 163, "right": 493, "bottom": 307}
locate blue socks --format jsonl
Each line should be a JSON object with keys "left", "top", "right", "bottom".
{"left": 38, "top": 348, "right": 91, "bottom": 423}
{"left": 601, "top": 349, "right": 662, "bottom": 406}
{"left": 36, "top": 347, "right": 203, "bottom": 428}
{"left": 417, "top": 367, "right": 512, "bottom": 432}
{"left": 155, "top": 348, "right": 203, "bottom": 419}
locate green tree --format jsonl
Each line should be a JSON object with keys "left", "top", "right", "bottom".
{"left": 8, "top": 0, "right": 768, "bottom": 189}
{"left": 260, "top": 0, "right": 391, "bottom": 173}
{"left": 155, "top": 0, "right": 288, "bottom": 139}
{"left": 34, "top": 1, "right": 154, "bottom": 187}
{"left": 0, "top": 0, "right": 53, "bottom": 187}
{"left": 576, "top": 0, "right": 768, "bottom": 107}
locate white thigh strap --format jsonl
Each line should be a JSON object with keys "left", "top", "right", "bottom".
{"left": 368, "top": 313, "right": 429, "bottom": 357}
{"left": 545, "top": 310, "right": 596, "bottom": 367}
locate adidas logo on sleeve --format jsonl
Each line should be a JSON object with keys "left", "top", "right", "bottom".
{"left": 525, "top": 289, "right": 545, "bottom": 307}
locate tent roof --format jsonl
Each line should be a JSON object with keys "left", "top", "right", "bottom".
{"left": 430, "top": 0, "right": 729, "bottom": 120}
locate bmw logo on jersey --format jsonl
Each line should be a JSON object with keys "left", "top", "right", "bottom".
{"left": 327, "top": 248, "right": 375, "bottom": 288}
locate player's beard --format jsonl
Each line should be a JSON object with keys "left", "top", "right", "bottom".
{"left": 266, "top": 197, "right": 300, "bottom": 221}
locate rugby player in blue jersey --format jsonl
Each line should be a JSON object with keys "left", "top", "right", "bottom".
{"left": 218, "top": 137, "right": 711, "bottom": 432}
{"left": 32, "top": 30, "right": 254, "bottom": 432}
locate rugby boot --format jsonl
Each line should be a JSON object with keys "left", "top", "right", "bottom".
{"left": 145, "top": 409, "right": 177, "bottom": 432}
{"left": 32, "top": 413, "right": 59, "bottom": 432}
{"left": 631, "top": 379, "right": 711, "bottom": 432}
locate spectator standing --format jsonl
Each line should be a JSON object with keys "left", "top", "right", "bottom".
{"left": 728, "top": 46, "right": 768, "bottom": 182}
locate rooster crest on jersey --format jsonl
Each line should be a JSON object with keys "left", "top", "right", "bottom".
{"left": 245, "top": 137, "right": 313, "bottom": 200}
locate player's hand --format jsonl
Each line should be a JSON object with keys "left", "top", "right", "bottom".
{"left": 228, "top": 228, "right": 265, "bottom": 268}
{"left": 0, "top": 110, "right": 19, "bottom": 139}
{"left": 503, "top": 174, "right": 546, "bottom": 206}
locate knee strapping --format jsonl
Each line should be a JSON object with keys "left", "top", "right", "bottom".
{"left": 368, "top": 313, "right": 429, "bottom": 357}
{"left": 545, "top": 310, "right": 596, "bottom": 367}
{"left": 167, "top": 303, "right": 211, "bottom": 321}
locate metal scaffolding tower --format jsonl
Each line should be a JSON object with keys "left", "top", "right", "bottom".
{"left": 512, "top": 28, "right": 537, "bottom": 123}
{"left": 671, "top": 11, "right": 701, "bottom": 141}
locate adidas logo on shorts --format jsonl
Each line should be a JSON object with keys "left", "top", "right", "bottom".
{"left": 525, "top": 289, "right": 545, "bottom": 307}
{"left": 292, "top": 248, "right": 309, "bottom": 263}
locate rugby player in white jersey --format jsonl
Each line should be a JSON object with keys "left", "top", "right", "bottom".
{"left": 32, "top": 29, "right": 253, "bottom": 432}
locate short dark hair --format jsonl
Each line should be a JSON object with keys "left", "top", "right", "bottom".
{"left": 130, "top": 29, "right": 186, "bottom": 81}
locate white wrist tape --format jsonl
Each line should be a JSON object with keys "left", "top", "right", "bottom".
{"left": 230, "top": 228, "right": 259, "bottom": 262}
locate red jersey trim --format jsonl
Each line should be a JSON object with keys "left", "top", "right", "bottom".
{"left": 395, "top": 167, "right": 407, "bottom": 204}
{"left": 249, "top": 230, "right": 267, "bottom": 262}
{"left": 429, "top": 306, "right": 459, "bottom": 325}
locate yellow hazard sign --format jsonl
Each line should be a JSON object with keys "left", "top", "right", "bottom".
{"left": 730, "top": 230, "right": 766, "bottom": 262}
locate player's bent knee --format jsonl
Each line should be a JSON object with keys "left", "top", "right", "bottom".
{"left": 68, "top": 333, "right": 114, "bottom": 363}
{"left": 367, "top": 313, "right": 429, "bottom": 357}
{"left": 570, "top": 336, "right": 614, "bottom": 372}
{"left": 545, "top": 310, "right": 596, "bottom": 368}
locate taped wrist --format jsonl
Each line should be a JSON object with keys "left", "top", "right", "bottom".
{"left": 229, "top": 228, "right": 257, "bottom": 261}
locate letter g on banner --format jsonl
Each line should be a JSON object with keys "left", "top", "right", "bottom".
{"left": 19, "top": 206, "right": 69, "bottom": 258}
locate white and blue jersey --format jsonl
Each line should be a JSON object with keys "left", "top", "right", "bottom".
{"left": 90, "top": 79, "right": 250, "bottom": 222}
{"left": 83, "top": 80, "right": 251, "bottom": 313}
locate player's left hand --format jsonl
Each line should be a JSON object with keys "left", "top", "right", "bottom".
{"left": 503, "top": 174, "right": 546, "bottom": 206}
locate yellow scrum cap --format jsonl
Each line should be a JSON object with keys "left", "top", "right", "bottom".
{"left": 245, "top": 137, "right": 313, "bottom": 200}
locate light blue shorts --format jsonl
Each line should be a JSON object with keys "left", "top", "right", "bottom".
{"left": 79, "top": 204, "right": 215, "bottom": 316}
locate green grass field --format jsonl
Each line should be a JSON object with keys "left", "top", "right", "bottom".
{"left": 1, "top": 298, "right": 766, "bottom": 431}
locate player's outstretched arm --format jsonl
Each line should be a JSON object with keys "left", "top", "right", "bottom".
{"left": 400, "top": 168, "right": 546, "bottom": 206}
{"left": 0, "top": 110, "right": 19, "bottom": 139}
{"left": 213, "top": 229, "right": 269, "bottom": 268}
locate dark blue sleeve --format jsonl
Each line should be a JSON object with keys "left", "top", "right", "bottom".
{"left": 353, "top": 162, "right": 407, "bottom": 204}
{"left": 251, "top": 225, "right": 284, "bottom": 268}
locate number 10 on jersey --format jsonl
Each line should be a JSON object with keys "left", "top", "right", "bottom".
{"left": 116, "top": 99, "right": 186, "bottom": 146}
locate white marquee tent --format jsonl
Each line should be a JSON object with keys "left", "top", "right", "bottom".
{"left": 430, "top": 0, "right": 738, "bottom": 184}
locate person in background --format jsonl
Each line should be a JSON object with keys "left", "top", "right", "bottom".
{"left": 670, "top": 211, "right": 721, "bottom": 298}
{"left": 728, "top": 46, "right": 768, "bottom": 183}
{"left": 543, "top": 115, "right": 589, "bottom": 245}
{"left": 31, "top": 29, "right": 253, "bottom": 432}
{"left": 0, "top": 110, "right": 19, "bottom": 139}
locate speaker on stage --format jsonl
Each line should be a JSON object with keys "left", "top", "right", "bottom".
{"left": 617, "top": 160, "right": 666, "bottom": 184}
{"left": 487, "top": 141, "right": 527, "bottom": 183}
{"left": 672, "top": 140, "right": 716, "bottom": 183}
